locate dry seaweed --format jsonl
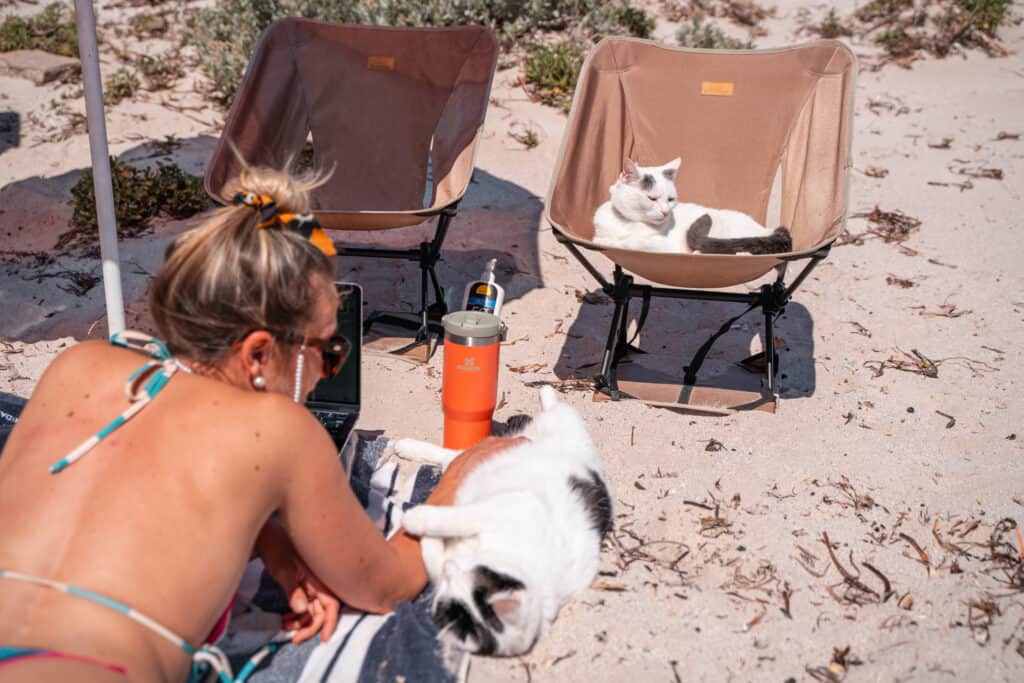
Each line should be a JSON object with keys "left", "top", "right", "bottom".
{"left": 839, "top": 206, "right": 921, "bottom": 246}
{"left": 864, "top": 348, "right": 939, "bottom": 379}
{"left": 574, "top": 288, "right": 611, "bottom": 305}
{"left": 845, "top": 321, "right": 872, "bottom": 338}
{"left": 507, "top": 363, "right": 547, "bottom": 374}
{"left": 820, "top": 532, "right": 882, "bottom": 604}
{"left": 523, "top": 378, "right": 595, "bottom": 394}
{"left": 966, "top": 598, "right": 1001, "bottom": 643}
{"left": 958, "top": 166, "right": 1004, "bottom": 180}
{"left": 928, "top": 137, "right": 954, "bottom": 149}
{"left": 899, "top": 532, "right": 932, "bottom": 575}
{"left": 886, "top": 274, "right": 917, "bottom": 288}
{"left": 986, "top": 518, "right": 1023, "bottom": 590}
{"left": 806, "top": 645, "right": 862, "bottom": 682}
{"left": 928, "top": 178, "right": 973, "bottom": 191}
{"left": 915, "top": 304, "right": 971, "bottom": 318}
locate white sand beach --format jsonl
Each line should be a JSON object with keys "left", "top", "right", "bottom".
{"left": 1, "top": 1, "right": 1022, "bottom": 680}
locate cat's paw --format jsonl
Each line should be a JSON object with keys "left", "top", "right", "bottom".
{"left": 539, "top": 385, "right": 559, "bottom": 411}
{"left": 401, "top": 505, "right": 430, "bottom": 536}
{"left": 392, "top": 438, "right": 428, "bottom": 460}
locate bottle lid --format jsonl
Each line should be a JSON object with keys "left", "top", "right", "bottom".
{"left": 443, "top": 311, "right": 501, "bottom": 341}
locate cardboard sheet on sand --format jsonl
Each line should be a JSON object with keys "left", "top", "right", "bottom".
{"left": 593, "top": 356, "right": 775, "bottom": 415}
{"left": 363, "top": 322, "right": 440, "bottom": 365}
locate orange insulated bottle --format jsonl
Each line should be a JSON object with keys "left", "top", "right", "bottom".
{"left": 441, "top": 311, "right": 501, "bottom": 449}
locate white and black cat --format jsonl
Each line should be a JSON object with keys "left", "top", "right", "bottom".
{"left": 395, "top": 386, "right": 612, "bottom": 656}
{"left": 593, "top": 157, "right": 792, "bottom": 255}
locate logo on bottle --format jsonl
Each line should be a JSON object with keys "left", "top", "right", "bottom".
{"left": 466, "top": 283, "right": 497, "bottom": 313}
{"left": 457, "top": 357, "right": 481, "bottom": 373}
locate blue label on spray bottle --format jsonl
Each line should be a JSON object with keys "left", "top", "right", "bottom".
{"left": 465, "top": 283, "right": 498, "bottom": 313}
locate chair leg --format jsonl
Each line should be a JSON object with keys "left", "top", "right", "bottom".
{"left": 361, "top": 209, "right": 454, "bottom": 349}
{"left": 760, "top": 281, "right": 785, "bottom": 398}
{"left": 596, "top": 268, "right": 633, "bottom": 400}
{"left": 763, "top": 307, "right": 778, "bottom": 397}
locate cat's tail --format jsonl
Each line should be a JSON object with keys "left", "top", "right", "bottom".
{"left": 686, "top": 214, "right": 793, "bottom": 255}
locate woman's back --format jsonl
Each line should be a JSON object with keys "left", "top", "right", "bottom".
{"left": 0, "top": 340, "right": 304, "bottom": 681}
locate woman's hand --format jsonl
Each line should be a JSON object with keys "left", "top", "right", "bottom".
{"left": 256, "top": 521, "right": 341, "bottom": 643}
{"left": 427, "top": 436, "right": 527, "bottom": 506}
{"left": 280, "top": 558, "right": 341, "bottom": 644}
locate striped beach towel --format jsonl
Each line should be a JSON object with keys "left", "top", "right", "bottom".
{"left": 221, "top": 432, "right": 466, "bottom": 683}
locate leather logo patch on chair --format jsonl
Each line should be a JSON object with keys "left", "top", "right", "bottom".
{"left": 700, "top": 81, "right": 734, "bottom": 96}
{"left": 367, "top": 56, "right": 396, "bottom": 71}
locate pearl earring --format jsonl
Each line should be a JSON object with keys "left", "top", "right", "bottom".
{"left": 252, "top": 374, "right": 266, "bottom": 390}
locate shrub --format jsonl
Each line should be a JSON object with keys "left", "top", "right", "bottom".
{"left": 812, "top": 8, "right": 852, "bottom": 39}
{"left": 136, "top": 52, "right": 185, "bottom": 91}
{"left": 70, "top": 159, "right": 210, "bottom": 235}
{"left": 128, "top": 12, "right": 170, "bottom": 38}
{"left": 940, "top": 0, "right": 1011, "bottom": 38}
{"left": 104, "top": 68, "right": 140, "bottom": 106}
{"left": 676, "top": 16, "right": 754, "bottom": 49}
{"left": 153, "top": 163, "right": 209, "bottom": 218}
{"left": 587, "top": 3, "right": 656, "bottom": 39}
{"left": 523, "top": 39, "right": 586, "bottom": 112}
{"left": 0, "top": 2, "right": 78, "bottom": 57}
{"left": 854, "top": 0, "right": 913, "bottom": 23}
{"left": 874, "top": 26, "right": 918, "bottom": 56}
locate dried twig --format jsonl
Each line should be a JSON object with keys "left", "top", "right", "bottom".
{"left": 899, "top": 533, "right": 932, "bottom": 575}
{"left": 861, "top": 561, "right": 894, "bottom": 602}
{"left": 821, "top": 532, "right": 880, "bottom": 601}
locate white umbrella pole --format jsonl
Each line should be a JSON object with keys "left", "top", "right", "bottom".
{"left": 74, "top": 0, "right": 125, "bottom": 335}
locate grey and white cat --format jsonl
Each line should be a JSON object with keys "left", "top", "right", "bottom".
{"left": 593, "top": 157, "right": 792, "bottom": 254}
{"left": 395, "top": 386, "right": 612, "bottom": 656}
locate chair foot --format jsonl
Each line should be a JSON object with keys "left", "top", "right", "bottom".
{"left": 364, "top": 311, "right": 444, "bottom": 350}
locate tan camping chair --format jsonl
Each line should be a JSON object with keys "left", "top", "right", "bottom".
{"left": 546, "top": 38, "right": 856, "bottom": 404}
{"left": 206, "top": 19, "right": 499, "bottom": 346}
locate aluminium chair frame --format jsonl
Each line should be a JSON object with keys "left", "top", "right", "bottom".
{"left": 554, "top": 229, "right": 832, "bottom": 400}
{"left": 346, "top": 202, "right": 460, "bottom": 347}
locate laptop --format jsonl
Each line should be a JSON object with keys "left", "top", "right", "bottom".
{"left": 307, "top": 282, "right": 362, "bottom": 453}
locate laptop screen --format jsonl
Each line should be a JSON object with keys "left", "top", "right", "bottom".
{"left": 308, "top": 282, "right": 362, "bottom": 406}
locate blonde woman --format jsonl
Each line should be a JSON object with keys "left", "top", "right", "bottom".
{"left": 0, "top": 163, "right": 517, "bottom": 682}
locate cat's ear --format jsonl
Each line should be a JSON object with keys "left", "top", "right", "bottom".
{"left": 621, "top": 158, "right": 640, "bottom": 184}
{"left": 489, "top": 590, "right": 524, "bottom": 620}
{"left": 663, "top": 157, "right": 682, "bottom": 179}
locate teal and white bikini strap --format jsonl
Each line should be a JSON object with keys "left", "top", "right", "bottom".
{"left": 0, "top": 569, "right": 289, "bottom": 683}
{"left": 0, "top": 568, "right": 196, "bottom": 655}
{"left": 49, "top": 331, "right": 191, "bottom": 474}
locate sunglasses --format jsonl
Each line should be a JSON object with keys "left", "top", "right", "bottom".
{"left": 302, "top": 334, "right": 352, "bottom": 378}
{"left": 236, "top": 330, "right": 352, "bottom": 378}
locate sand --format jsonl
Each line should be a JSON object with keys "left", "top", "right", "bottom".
{"left": 1, "top": 1, "right": 1022, "bottom": 680}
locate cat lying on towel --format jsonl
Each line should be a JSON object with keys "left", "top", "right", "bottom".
{"left": 593, "top": 157, "right": 793, "bottom": 255}
{"left": 395, "top": 386, "right": 612, "bottom": 656}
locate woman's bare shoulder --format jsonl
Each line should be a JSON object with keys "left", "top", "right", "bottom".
{"left": 34, "top": 340, "right": 138, "bottom": 386}
{"left": 219, "top": 389, "right": 337, "bottom": 459}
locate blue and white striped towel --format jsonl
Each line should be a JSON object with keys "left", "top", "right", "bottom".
{"left": 221, "top": 432, "right": 466, "bottom": 683}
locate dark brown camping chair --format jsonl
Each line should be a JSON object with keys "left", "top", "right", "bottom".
{"left": 206, "top": 19, "right": 499, "bottom": 346}
{"left": 546, "top": 38, "right": 856, "bottom": 407}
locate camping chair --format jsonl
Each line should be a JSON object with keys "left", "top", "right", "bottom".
{"left": 546, "top": 38, "right": 856, "bottom": 405}
{"left": 205, "top": 19, "right": 499, "bottom": 348}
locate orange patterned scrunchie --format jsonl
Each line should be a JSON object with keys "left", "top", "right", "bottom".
{"left": 231, "top": 192, "right": 337, "bottom": 257}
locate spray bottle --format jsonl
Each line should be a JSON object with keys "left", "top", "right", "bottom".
{"left": 462, "top": 258, "right": 505, "bottom": 317}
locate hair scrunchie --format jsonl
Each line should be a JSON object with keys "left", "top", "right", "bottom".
{"left": 231, "top": 192, "right": 337, "bottom": 257}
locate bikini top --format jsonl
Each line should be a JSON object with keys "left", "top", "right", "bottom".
{"left": 49, "top": 330, "right": 192, "bottom": 475}
{"left": 6, "top": 330, "right": 289, "bottom": 682}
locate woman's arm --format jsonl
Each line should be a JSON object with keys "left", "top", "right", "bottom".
{"left": 273, "top": 408, "right": 520, "bottom": 614}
